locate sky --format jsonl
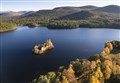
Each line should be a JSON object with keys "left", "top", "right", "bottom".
{"left": 0, "top": 0, "right": 120, "bottom": 11}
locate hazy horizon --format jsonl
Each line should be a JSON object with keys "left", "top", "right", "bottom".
{"left": 1, "top": 0, "right": 120, "bottom": 12}
{"left": 1, "top": 4, "right": 120, "bottom": 12}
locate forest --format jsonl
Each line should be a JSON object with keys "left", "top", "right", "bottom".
{"left": 1, "top": 16, "right": 120, "bottom": 32}
{"left": 31, "top": 41, "right": 120, "bottom": 83}
{"left": 0, "top": 22, "right": 17, "bottom": 32}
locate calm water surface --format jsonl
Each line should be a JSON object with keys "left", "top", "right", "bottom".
{"left": 0, "top": 26, "right": 120, "bottom": 83}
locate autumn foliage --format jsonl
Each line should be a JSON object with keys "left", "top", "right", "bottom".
{"left": 32, "top": 41, "right": 120, "bottom": 83}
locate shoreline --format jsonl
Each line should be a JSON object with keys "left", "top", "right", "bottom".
{"left": 0, "top": 27, "right": 17, "bottom": 33}
{"left": 1, "top": 25, "right": 120, "bottom": 33}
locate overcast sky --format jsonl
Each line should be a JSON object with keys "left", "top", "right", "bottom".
{"left": 1, "top": 0, "right": 120, "bottom": 11}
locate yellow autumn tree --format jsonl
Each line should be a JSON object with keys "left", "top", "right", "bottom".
{"left": 62, "top": 76, "right": 69, "bottom": 83}
{"left": 104, "top": 47, "right": 110, "bottom": 54}
{"left": 113, "top": 65, "right": 120, "bottom": 75}
{"left": 101, "top": 50, "right": 108, "bottom": 58}
{"left": 96, "top": 59, "right": 101, "bottom": 64}
{"left": 115, "top": 65, "right": 120, "bottom": 74}
{"left": 95, "top": 67, "right": 103, "bottom": 78}
{"left": 106, "top": 42, "right": 113, "bottom": 51}
{"left": 66, "top": 64, "right": 77, "bottom": 83}
{"left": 61, "top": 64, "right": 77, "bottom": 83}
{"left": 104, "top": 66, "right": 112, "bottom": 79}
{"left": 90, "top": 61, "right": 97, "bottom": 70}
{"left": 103, "top": 60, "right": 113, "bottom": 68}
{"left": 103, "top": 60, "right": 113, "bottom": 79}
{"left": 89, "top": 66, "right": 103, "bottom": 83}
{"left": 90, "top": 75, "right": 100, "bottom": 83}
{"left": 101, "top": 51, "right": 106, "bottom": 56}
{"left": 67, "top": 64, "right": 74, "bottom": 74}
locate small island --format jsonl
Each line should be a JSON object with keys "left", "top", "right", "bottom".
{"left": 32, "top": 39, "right": 54, "bottom": 55}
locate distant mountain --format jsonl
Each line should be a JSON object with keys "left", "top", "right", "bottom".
{"left": 27, "top": 5, "right": 98, "bottom": 19}
{"left": 57, "top": 11, "right": 118, "bottom": 20}
{"left": 1, "top": 5, "right": 119, "bottom": 19}
{"left": 0, "top": 11, "right": 35, "bottom": 17}
{"left": 54, "top": 5, "right": 98, "bottom": 11}
{"left": 94, "top": 5, "right": 120, "bottom": 13}
{"left": 27, "top": 5, "right": 120, "bottom": 19}
{"left": 0, "top": 11, "right": 27, "bottom": 17}
{"left": 57, "top": 5, "right": 120, "bottom": 20}
{"left": 79, "top": 5, "right": 99, "bottom": 10}
{"left": 20, "top": 11, "right": 35, "bottom": 17}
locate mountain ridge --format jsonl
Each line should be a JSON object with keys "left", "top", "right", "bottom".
{"left": 26, "top": 5, "right": 99, "bottom": 19}
{"left": 94, "top": 5, "right": 120, "bottom": 13}
{"left": 0, "top": 11, "right": 35, "bottom": 17}
{"left": 26, "top": 5, "right": 120, "bottom": 20}
{"left": 1, "top": 5, "right": 119, "bottom": 18}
